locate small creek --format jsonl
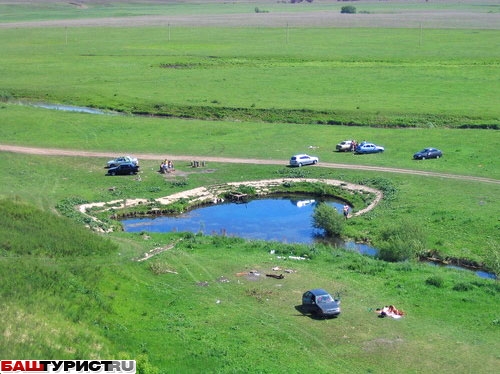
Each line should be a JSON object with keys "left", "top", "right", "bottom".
{"left": 26, "top": 102, "right": 112, "bottom": 115}
{"left": 121, "top": 196, "right": 496, "bottom": 279}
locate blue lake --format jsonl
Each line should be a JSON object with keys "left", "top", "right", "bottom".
{"left": 121, "top": 196, "right": 495, "bottom": 279}
{"left": 121, "top": 196, "right": 362, "bottom": 246}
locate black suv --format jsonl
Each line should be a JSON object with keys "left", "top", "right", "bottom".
{"left": 301, "top": 289, "right": 341, "bottom": 318}
{"left": 106, "top": 162, "right": 139, "bottom": 176}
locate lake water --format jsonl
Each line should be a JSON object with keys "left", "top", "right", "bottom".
{"left": 121, "top": 196, "right": 496, "bottom": 279}
{"left": 122, "top": 196, "right": 346, "bottom": 244}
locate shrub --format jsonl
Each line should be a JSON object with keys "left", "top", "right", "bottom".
{"left": 254, "top": 6, "right": 269, "bottom": 13}
{"left": 344, "top": 256, "right": 387, "bottom": 276}
{"left": 452, "top": 282, "right": 473, "bottom": 291}
{"left": 0, "top": 91, "right": 13, "bottom": 101}
{"left": 341, "top": 5, "right": 356, "bottom": 14}
{"left": 136, "top": 354, "right": 159, "bottom": 374}
{"left": 426, "top": 276, "right": 444, "bottom": 288}
{"left": 235, "top": 184, "right": 256, "bottom": 195}
{"left": 170, "top": 178, "right": 188, "bottom": 188}
{"left": 149, "top": 261, "right": 175, "bottom": 275}
{"left": 484, "top": 239, "right": 500, "bottom": 277}
{"left": 312, "top": 202, "right": 344, "bottom": 237}
{"left": 377, "top": 219, "right": 426, "bottom": 262}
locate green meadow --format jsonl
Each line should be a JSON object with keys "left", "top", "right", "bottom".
{"left": 0, "top": 1, "right": 499, "bottom": 373}
{"left": 1, "top": 0, "right": 499, "bottom": 23}
{"left": 1, "top": 26, "right": 499, "bottom": 126}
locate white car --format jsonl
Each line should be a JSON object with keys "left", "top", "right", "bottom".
{"left": 355, "top": 143, "right": 384, "bottom": 154}
{"left": 289, "top": 154, "right": 319, "bottom": 167}
{"left": 336, "top": 140, "right": 354, "bottom": 152}
{"left": 106, "top": 155, "right": 138, "bottom": 168}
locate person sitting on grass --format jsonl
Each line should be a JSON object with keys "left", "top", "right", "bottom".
{"left": 375, "top": 305, "right": 405, "bottom": 319}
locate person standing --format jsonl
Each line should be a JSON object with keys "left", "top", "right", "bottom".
{"left": 343, "top": 204, "right": 349, "bottom": 219}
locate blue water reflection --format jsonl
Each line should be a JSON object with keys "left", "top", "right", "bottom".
{"left": 428, "top": 263, "right": 497, "bottom": 280}
{"left": 344, "top": 241, "right": 378, "bottom": 256}
{"left": 475, "top": 271, "right": 497, "bottom": 280}
{"left": 33, "top": 103, "right": 105, "bottom": 114}
{"left": 121, "top": 196, "right": 496, "bottom": 280}
{"left": 122, "top": 196, "right": 343, "bottom": 244}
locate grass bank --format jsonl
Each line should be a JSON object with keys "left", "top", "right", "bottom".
{"left": 1, "top": 199, "right": 498, "bottom": 372}
{"left": 1, "top": 105, "right": 499, "bottom": 180}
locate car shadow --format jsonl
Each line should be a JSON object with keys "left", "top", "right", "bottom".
{"left": 294, "top": 305, "right": 337, "bottom": 320}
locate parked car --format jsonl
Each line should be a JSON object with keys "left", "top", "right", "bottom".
{"left": 106, "top": 155, "right": 138, "bottom": 168}
{"left": 106, "top": 162, "right": 139, "bottom": 176}
{"left": 289, "top": 154, "right": 319, "bottom": 167}
{"left": 336, "top": 140, "right": 354, "bottom": 152}
{"left": 301, "top": 289, "right": 341, "bottom": 318}
{"left": 413, "top": 147, "right": 443, "bottom": 160}
{"left": 355, "top": 142, "right": 384, "bottom": 154}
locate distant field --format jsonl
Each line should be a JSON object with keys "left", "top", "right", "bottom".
{"left": 1, "top": 1, "right": 498, "bottom": 127}
{"left": 1, "top": 26, "right": 498, "bottom": 127}
{"left": 0, "top": 0, "right": 499, "bottom": 28}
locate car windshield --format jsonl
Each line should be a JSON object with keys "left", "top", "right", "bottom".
{"left": 316, "top": 295, "right": 333, "bottom": 303}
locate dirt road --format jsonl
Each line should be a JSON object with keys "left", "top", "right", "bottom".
{"left": 1, "top": 144, "right": 498, "bottom": 185}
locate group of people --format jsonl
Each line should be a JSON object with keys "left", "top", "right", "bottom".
{"left": 348, "top": 140, "right": 370, "bottom": 152}
{"left": 159, "top": 159, "right": 174, "bottom": 174}
{"left": 349, "top": 140, "right": 359, "bottom": 152}
{"left": 375, "top": 305, "right": 405, "bottom": 319}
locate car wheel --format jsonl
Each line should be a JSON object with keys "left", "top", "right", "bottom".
{"left": 313, "top": 160, "right": 317, "bottom": 164}
{"left": 436, "top": 155, "right": 440, "bottom": 159}
{"left": 110, "top": 171, "right": 116, "bottom": 176}
{"left": 298, "top": 163, "right": 302, "bottom": 167}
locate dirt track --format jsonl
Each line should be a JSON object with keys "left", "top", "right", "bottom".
{"left": 1, "top": 144, "right": 498, "bottom": 185}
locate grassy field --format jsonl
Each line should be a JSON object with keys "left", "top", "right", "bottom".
{"left": 0, "top": 1, "right": 499, "bottom": 373}
{"left": 1, "top": 104, "right": 499, "bottom": 178}
{"left": 1, "top": 204, "right": 499, "bottom": 372}
{"left": 1, "top": 1, "right": 499, "bottom": 23}
{"left": 1, "top": 9, "right": 499, "bottom": 127}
